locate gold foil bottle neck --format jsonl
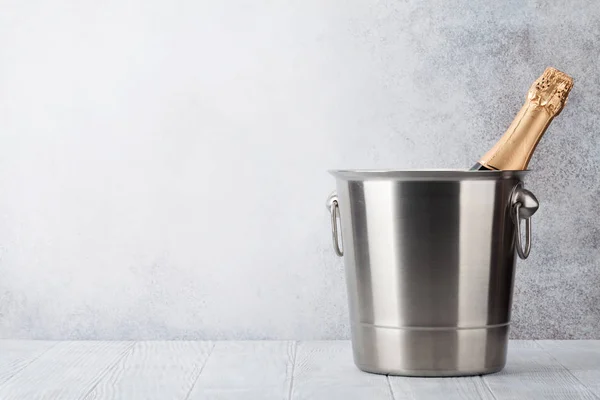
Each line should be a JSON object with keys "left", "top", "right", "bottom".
{"left": 477, "top": 67, "right": 574, "bottom": 171}
{"left": 527, "top": 67, "right": 574, "bottom": 117}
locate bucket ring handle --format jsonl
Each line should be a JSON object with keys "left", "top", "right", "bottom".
{"left": 326, "top": 191, "right": 343, "bottom": 257}
{"left": 512, "top": 202, "right": 532, "bottom": 259}
{"left": 510, "top": 183, "right": 539, "bottom": 260}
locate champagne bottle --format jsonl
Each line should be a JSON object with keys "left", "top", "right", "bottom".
{"left": 471, "top": 67, "right": 574, "bottom": 171}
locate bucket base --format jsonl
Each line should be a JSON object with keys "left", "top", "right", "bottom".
{"left": 351, "top": 323, "right": 509, "bottom": 377}
{"left": 355, "top": 363, "right": 504, "bottom": 377}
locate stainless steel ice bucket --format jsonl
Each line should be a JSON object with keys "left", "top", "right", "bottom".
{"left": 327, "top": 169, "right": 539, "bottom": 377}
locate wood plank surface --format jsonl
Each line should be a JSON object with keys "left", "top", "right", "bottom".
{"left": 0, "top": 341, "right": 133, "bottom": 400}
{"left": 389, "top": 375, "right": 495, "bottom": 400}
{"left": 0, "top": 341, "right": 57, "bottom": 387}
{"left": 291, "top": 341, "right": 393, "bottom": 400}
{"left": 482, "top": 341, "right": 598, "bottom": 400}
{"left": 186, "top": 341, "right": 295, "bottom": 400}
{"left": 538, "top": 340, "right": 600, "bottom": 398}
{"left": 0, "top": 340, "right": 599, "bottom": 400}
{"left": 83, "top": 341, "right": 214, "bottom": 400}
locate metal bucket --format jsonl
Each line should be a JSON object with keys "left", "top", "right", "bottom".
{"left": 326, "top": 169, "right": 539, "bottom": 377}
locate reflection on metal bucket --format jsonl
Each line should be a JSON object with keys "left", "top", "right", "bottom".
{"left": 327, "top": 170, "right": 539, "bottom": 377}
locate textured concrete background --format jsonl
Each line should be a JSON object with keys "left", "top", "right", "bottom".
{"left": 0, "top": 0, "right": 598, "bottom": 340}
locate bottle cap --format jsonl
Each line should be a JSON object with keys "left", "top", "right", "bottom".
{"left": 528, "top": 67, "right": 574, "bottom": 117}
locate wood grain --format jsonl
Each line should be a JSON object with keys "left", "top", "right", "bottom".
{"left": 483, "top": 341, "right": 598, "bottom": 399}
{"left": 538, "top": 340, "right": 600, "bottom": 398}
{"left": 83, "top": 341, "right": 213, "bottom": 400}
{"left": 186, "top": 341, "right": 295, "bottom": 400}
{"left": 1, "top": 340, "right": 599, "bottom": 399}
{"left": 0, "top": 340, "right": 57, "bottom": 387}
{"left": 0, "top": 341, "right": 133, "bottom": 400}
{"left": 389, "top": 375, "right": 495, "bottom": 400}
{"left": 291, "top": 341, "right": 392, "bottom": 400}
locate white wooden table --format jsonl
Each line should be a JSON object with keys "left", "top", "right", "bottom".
{"left": 1, "top": 340, "right": 599, "bottom": 399}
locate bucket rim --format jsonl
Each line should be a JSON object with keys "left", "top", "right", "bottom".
{"left": 328, "top": 169, "right": 528, "bottom": 181}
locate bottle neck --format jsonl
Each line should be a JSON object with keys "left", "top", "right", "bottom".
{"left": 478, "top": 102, "right": 554, "bottom": 170}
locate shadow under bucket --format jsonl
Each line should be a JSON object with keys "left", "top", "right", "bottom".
{"left": 326, "top": 169, "right": 539, "bottom": 377}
